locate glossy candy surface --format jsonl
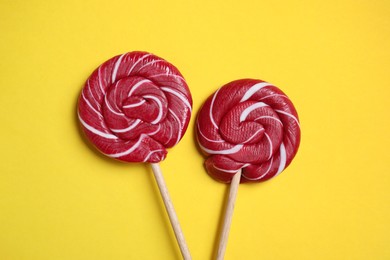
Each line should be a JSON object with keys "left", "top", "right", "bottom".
{"left": 78, "top": 51, "right": 192, "bottom": 163}
{"left": 196, "top": 79, "right": 300, "bottom": 183}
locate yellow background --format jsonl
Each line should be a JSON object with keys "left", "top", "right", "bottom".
{"left": 1, "top": 0, "right": 389, "bottom": 259}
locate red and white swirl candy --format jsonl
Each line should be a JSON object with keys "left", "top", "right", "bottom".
{"left": 78, "top": 51, "right": 192, "bottom": 163}
{"left": 196, "top": 79, "right": 300, "bottom": 183}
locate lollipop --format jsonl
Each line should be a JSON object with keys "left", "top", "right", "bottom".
{"left": 78, "top": 51, "right": 192, "bottom": 259}
{"left": 196, "top": 79, "right": 300, "bottom": 259}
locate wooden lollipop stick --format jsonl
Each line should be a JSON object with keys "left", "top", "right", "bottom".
{"left": 216, "top": 169, "right": 242, "bottom": 260}
{"left": 150, "top": 163, "right": 192, "bottom": 260}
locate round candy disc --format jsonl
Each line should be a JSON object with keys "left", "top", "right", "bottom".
{"left": 196, "top": 79, "right": 300, "bottom": 183}
{"left": 78, "top": 51, "right": 192, "bottom": 163}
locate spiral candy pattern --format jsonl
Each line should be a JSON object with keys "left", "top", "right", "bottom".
{"left": 78, "top": 51, "right": 192, "bottom": 163}
{"left": 196, "top": 79, "right": 300, "bottom": 183}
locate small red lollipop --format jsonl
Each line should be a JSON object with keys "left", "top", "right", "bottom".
{"left": 78, "top": 51, "right": 192, "bottom": 259}
{"left": 196, "top": 79, "right": 300, "bottom": 259}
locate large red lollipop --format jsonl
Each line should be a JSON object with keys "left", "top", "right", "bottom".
{"left": 78, "top": 51, "right": 192, "bottom": 259}
{"left": 196, "top": 79, "right": 300, "bottom": 259}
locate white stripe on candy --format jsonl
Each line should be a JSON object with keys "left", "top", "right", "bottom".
{"left": 78, "top": 114, "right": 118, "bottom": 139}
{"left": 104, "top": 95, "right": 124, "bottom": 116}
{"left": 149, "top": 73, "right": 185, "bottom": 81}
{"left": 111, "top": 53, "right": 125, "bottom": 83}
{"left": 242, "top": 157, "right": 273, "bottom": 181}
{"left": 108, "top": 135, "right": 145, "bottom": 158}
{"left": 148, "top": 124, "right": 161, "bottom": 136}
{"left": 275, "top": 143, "right": 287, "bottom": 176}
{"left": 98, "top": 66, "right": 105, "bottom": 93}
{"left": 143, "top": 149, "right": 166, "bottom": 162}
{"left": 209, "top": 87, "right": 221, "bottom": 129}
{"left": 143, "top": 95, "right": 163, "bottom": 124}
{"left": 87, "top": 80, "right": 101, "bottom": 109}
{"left": 161, "top": 87, "right": 192, "bottom": 112}
{"left": 168, "top": 108, "right": 182, "bottom": 145}
{"left": 242, "top": 129, "right": 264, "bottom": 144}
{"left": 82, "top": 92, "right": 102, "bottom": 118}
{"left": 196, "top": 121, "right": 224, "bottom": 143}
{"left": 199, "top": 143, "right": 243, "bottom": 155}
{"left": 260, "top": 93, "right": 287, "bottom": 101}
{"left": 254, "top": 115, "right": 283, "bottom": 125}
{"left": 122, "top": 99, "right": 146, "bottom": 108}
{"left": 213, "top": 164, "right": 241, "bottom": 174}
{"left": 240, "top": 82, "right": 271, "bottom": 102}
{"left": 137, "top": 59, "right": 162, "bottom": 72}
{"left": 264, "top": 132, "right": 273, "bottom": 160}
{"left": 128, "top": 53, "right": 152, "bottom": 75}
{"left": 128, "top": 79, "right": 151, "bottom": 96}
{"left": 239, "top": 102, "right": 267, "bottom": 122}
{"left": 275, "top": 110, "right": 300, "bottom": 127}
{"left": 111, "top": 119, "right": 141, "bottom": 133}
